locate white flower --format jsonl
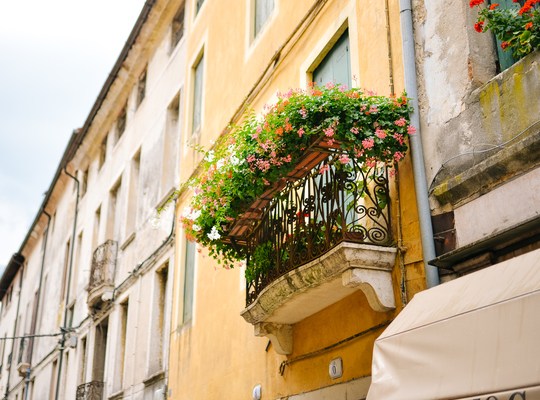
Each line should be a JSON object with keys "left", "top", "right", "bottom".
{"left": 205, "top": 150, "right": 215, "bottom": 162}
{"left": 217, "top": 158, "right": 226, "bottom": 170}
{"left": 207, "top": 226, "right": 221, "bottom": 241}
{"left": 228, "top": 144, "right": 236, "bottom": 153}
{"left": 190, "top": 209, "right": 201, "bottom": 220}
{"left": 192, "top": 224, "right": 201, "bottom": 232}
{"left": 230, "top": 155, "right": 241, "bottom": 166}
{"left": 183, "top": 207, "right": 201, "bottom": 221}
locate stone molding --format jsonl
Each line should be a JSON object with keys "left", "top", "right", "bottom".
{"left": 242, "top": 242, "right": 397, "bottom": 354}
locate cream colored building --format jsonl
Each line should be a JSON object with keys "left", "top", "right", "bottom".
{"left": 0, "top": 1, "right": 188, "bottom": 398}
{"left": 168, "top": 0, "right": 428, "bottom": 399}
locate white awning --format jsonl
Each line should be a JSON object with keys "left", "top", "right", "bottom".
{"left": 367, "top": 248, "right": 540, "bottom": 400}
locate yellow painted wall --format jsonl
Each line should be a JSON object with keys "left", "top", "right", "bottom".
{"left": 169, "top": 1, "right": 426, "bottom": 399}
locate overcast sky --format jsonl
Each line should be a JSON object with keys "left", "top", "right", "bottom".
{"left": 0, "top": 1, "right": 146, "bottom": 270}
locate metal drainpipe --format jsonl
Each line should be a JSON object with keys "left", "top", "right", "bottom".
{"left": 399, "top": 0, "right": 440, "bottom": 288}
{"left": 4, "top": 259, "right": 24, "bottom": 400}
{"left": 54, "top": 167, "right": 80, "bottom": 400}
{"left": 23, "top": 211, "right": 51, "bottom": 400}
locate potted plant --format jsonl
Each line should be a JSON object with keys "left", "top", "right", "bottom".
{"left": 179, "top": 84, "right": 414, "bottom": 269}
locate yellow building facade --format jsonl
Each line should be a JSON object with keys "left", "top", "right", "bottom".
{"left": 168, "top": 0, "right": 426, "bottom": 398}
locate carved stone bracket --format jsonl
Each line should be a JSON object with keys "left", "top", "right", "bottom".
{"left": 342, "top": 267, "right": 395, "bottom": 311}
{"left": 254, "top": 323, "right": 293, "bottom": 355}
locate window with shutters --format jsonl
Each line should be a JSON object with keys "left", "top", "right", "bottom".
{"left": 313, "top": 29, "right": 351, "bottom": 88}
{"left": 254, "top": 0, "right": 274, "bottom": 38}
{"left": 182, "top": 239, "right": 196, "bottom": 324}
{"left": 192, "top": 54, "right": 204, "bottom": 135}
{"left": 488, "top": 0, "right": 527, "bottom": 72}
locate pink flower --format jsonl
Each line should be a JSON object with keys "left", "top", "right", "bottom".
{"left": 407, "top": 125, "right": 416, "bottom": 135}
{"left": 323, "top": 127, "right": 335, "bottom": 137}
{"left": 299, "top": 107, "right": 308, "bottom": 118}
{"left": 338, "top": 154, "right": 350, "bottom": 164}
{"left": 369, "top": 105, "right": 378, "bottom": 114}
{"left": 394, "top": 151, "right": 405, "bottom": 161}
{"left": 365, "top": 158, "right": 376, "bottom": 168}
{"left": 375, "top": 128, "right": 387, "bottom": 139}
{"left": 325, "top": 82, "right": 335, "bottom": 89}
{"left": 319, "top": 164, "right": 330, "bottom": 174}
{"left": 362, "top": 138, "right": 375, "bottom": 149}
{"left": 350, "top": 127, "right": 359, "bottom": 135}
{"left": 394, "top": 117, "right": 407, "bottom": 127}
{"left": 393, "top": 133, "right": 404, "bottom": 145}
{"left": 298, "top": 127, "right": 305, "bottom": 137}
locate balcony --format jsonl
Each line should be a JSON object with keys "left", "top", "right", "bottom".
{"left": 87, "top": 240, "right": 118, "bottom": 308}
{"left": 76, "top": 381, "right": 104, "bottom": 400}
{"left": 226, "top": 153, "right": 397, "bottom": 354}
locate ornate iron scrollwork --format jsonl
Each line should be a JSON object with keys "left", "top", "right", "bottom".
{"left": 246, "top": 155, "right": 391, "bottom": 305}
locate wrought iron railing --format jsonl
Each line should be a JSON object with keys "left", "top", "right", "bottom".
{"left": 243, "top": 155, "right": 392, "bottom": 305}
{"left": 76, "top": 381, "right": 104, "bottom": 400}
{"left": 88, "top": 240, "right": 118, "bottom": 292}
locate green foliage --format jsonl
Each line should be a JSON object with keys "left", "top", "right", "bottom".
{"left": 180, "top": 85, "right": 414, "bottom": 268}
{"left": 474, "top": 2, "right": 540, "bottom": 60}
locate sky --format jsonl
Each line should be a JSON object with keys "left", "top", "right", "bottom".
{"left": 0, "top": 1, "right": 147, "bottom": 270}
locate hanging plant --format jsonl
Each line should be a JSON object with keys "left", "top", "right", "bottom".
{"left": 471, "top": 0, "right": 540, "bottom": 60}
{"left": 180, "top": 84, "right": 414, "bottom": 268}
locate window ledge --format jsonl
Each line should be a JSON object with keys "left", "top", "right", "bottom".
{"left": 143, "top": 370, "right": 165, "bottom": 386}
{"left": 120, "top": 232, "right": 136, "bottom": 251}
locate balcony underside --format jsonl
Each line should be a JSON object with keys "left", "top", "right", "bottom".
{"left": 241, "top": 241, "right": 397, "bottom": 354}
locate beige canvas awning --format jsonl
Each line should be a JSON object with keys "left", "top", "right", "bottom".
{"left": 367, "top": 248, "right": 540, "bottom": 400}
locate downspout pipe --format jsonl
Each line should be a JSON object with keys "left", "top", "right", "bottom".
{"left": 24, "top": 211, "right": 51, "bottom": 400}
{"left": 54, "top": 167, "right": 80, "bottom": 400}
{"left": 399, "top": 0, "right": 440, "bottom": 288}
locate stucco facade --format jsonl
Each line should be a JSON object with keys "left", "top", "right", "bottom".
{"left": 0, "top": 1, "right": 188, "bottom": 399}
{"left": 411, "top": 1, "right": 540, "bottom": 274}
{"left": 168, "top": 1, "right": 426, "bottom": 399}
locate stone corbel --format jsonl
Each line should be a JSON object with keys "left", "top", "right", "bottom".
{"left": 342, "top": 267, "right": 395, "bottom": 312}
{"left": 254, "top": 323, "right": 293, "bottom": 355}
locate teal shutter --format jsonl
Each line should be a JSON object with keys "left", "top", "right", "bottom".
{"left": 490, "top": 0, "right": 521, "bottom": 71}
{"left": 192, "top": 55, "right": 204, "bottom": 134}
{"left": 313, "top": 30, "right": 351, "bottom": 88}
{"left": 255, "top": 0, "right": 275, "bottom": 37}
{"left": 183, "top": 240, "right": 196, "bottom": 323}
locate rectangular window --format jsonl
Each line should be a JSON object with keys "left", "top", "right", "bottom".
{"left": 313, "top": 29, "right": 351, "bottom": 88}
{"left": 126, "top": 151, "right": 141, "bottom": 235}
{"left": 171, "top": 4, "right": 185, "bottom": 50}
{"left": 98, "top": 135, "right": 107, "bottom": 170}
{"left": 183, "top": 240, "right": 196, "bottom": 324}
{"left": 161, "top": 93, "right": 181, "bottom": 198}
{"left": 114, "top": 300, "right": 129, "bottom": 391}
{"left": 137, "top": 70, "right": 147, "bottom": 107}
{"left": 93, "top": 206, "right": 101, "bottom": 251}
{"left": 80, "top": 168, "right": 88, "bottom": 197}
{"left": 49, "top": 359, "right": 58, "bottom": 400}
{"left": 106, "top": 178, "right": 122, "bottom": 241}
{"left": 78, "top": 337, "right": 87, "bottom": 385}
{"left": 116, "top": 107, "right": 127, "bottom": 141}
{"left": 489, "top": 0, "right": 525, "bottom": 71}
{"left": 254, "top": 0, "right": 274, "bottom": 38}
{"left": 70, "top": 231, "right": 83, "bottom": 300}
{"left": 195, "top": 0, "right": 205, "bottom": 14}
{"left": 149, "top": 264, "right": 168, "bottom": 374}
{"left": 60, "top": 239, "right": 71, "bottom": 302}
{"left": 192, "top": 54, "right": 204, "bottom": 135}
